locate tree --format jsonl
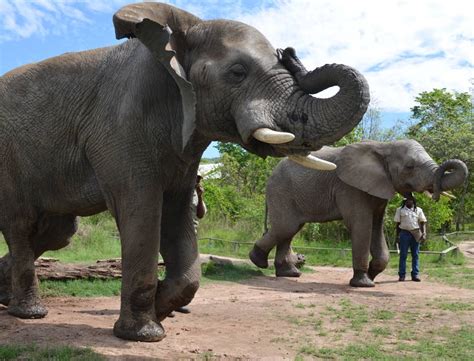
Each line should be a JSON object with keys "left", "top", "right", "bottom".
{"left": 408, "top": 88, "right": 473, "bottom": 230}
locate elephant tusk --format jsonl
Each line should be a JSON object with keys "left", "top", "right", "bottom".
{"left": 441, "top": 191, "right": 456, "bottom": 199}
{"left": 288, "top": 154, "right": 337, "bottom": 171}
{"left": 424, "top": 190, "right": 433, "bottom": 198}
{"left": 252, "top": 128, "right": 295, "bottom": 144}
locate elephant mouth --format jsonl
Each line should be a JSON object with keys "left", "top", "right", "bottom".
{"left": 244, "top": 127, "right": 335, "bottom": 171}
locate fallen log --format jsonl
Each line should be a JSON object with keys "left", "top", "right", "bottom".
{"left": 35, "top": 258, "right": 124, "bottom": 280}
{"left": 34, "top": 254, "right": 252, "bottom": 280}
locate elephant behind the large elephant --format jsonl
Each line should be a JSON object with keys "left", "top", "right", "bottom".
{"left": 250, "top": 140, "right": 468, "bottom": 287}
{"left": 0, "top": 2, "right": 369, "bottom": 341}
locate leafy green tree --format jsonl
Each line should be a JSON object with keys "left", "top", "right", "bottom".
{"left": 408, "top": 88, "right": 473, "bottom": 230}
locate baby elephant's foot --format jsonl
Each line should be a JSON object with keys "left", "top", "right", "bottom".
{"left": 275, "top": 262, "right": 302, "bottom": 277}
{"left": 349, "top": 270, "right": 375, "bottom": 287}
{"left": 114, "top": 317, "right": 165, "bottom": 342}
{"left": 8, "top": 298, "right": 48, "bottom": 319}
{"left": 249, "top": 245, "right": 270, "bottom": 269}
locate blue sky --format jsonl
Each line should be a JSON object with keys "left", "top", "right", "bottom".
{"left": 1, "top": 0, "right": 472, "bottom": 158}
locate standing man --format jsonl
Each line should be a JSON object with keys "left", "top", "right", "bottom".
{"left": 192, "top": 173, "right": 207, "bottom": 233}
{"left": 394, "top": 193, "right": 427, "bottom": 282}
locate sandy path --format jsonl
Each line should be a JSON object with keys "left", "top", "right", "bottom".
{"left": 1, "top": 267, "right": 473, "bottom": 360}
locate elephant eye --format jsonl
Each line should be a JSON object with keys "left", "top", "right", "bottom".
{"left": 227, "top": 64, "right": 247, "bottom": 83}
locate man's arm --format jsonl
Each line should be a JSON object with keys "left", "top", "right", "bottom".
{"left": 418, "top": 208, "right": 427, "bottom": 241}
{"left": 395, "top": 222, "right": 401, "bottom": 244}
{"left": 394, "top": 208, "right": 401, "bottom": 244}
{"left": 196, "top": 184, "right": 207, "bottom": 219}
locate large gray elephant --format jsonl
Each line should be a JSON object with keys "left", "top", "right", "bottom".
{"left": 249, "top": 140, "right": 468, "bottom": 287}
{"left": 0, "top": 3, "right": 369, "bottom": 341}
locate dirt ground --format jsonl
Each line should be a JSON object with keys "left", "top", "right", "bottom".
{"left": 1, "top": 263, "right": 473, "bottom": 360}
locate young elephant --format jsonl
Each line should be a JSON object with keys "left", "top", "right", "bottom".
{"left": 250, "top": 140, "right": 468, "bottom": 287}
{"left": 0, "top": 3, "right": 369, "bottom": 341}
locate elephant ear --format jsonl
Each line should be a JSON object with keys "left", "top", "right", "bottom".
{"left": 113, "top": 3, "right": 202, "bottom": 151}
{"left": 337, "top": 142, "right": 395, "bottom": 200}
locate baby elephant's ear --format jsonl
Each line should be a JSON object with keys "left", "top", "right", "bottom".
{"left": 337, "top": 141, "right": 396, "bottom": 200}
{"left": 113, "top": 3, "right": 202, "bottom": 151}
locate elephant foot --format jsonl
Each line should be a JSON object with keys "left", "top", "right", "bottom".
{"left": 368, "top": 267, "right": 382, "bottom": 281}
{"left": 113, "top": 317, "right": 165, "bottom": 342}
{"left": 249, "top": 245, "right": 270, "bottom": 269}
{"left": 8, "top": 298, "right": 48, "bottom": 319}
{"left": 155, "top": 280, "right": 199, "bottom": 322}
{"left": 349, "top": 270, "right": 375, "bottom": 288}
{"left": 275, "top": 262, "right": 301, "bottom": 277}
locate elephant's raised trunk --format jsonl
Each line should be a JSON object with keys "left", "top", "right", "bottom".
{"left": 280, "top": 47, "right": 370, "bottom": 146}
{"left": 432, "top": 159, "right": 468, "bottom": 201}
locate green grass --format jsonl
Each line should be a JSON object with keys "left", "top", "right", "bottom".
{"left": 327, "top": 298, "right": 369, "bottom": 331}
{"left": 370, "top": 327, "right": 392, "bottom": 337}
{"left": 0, "top": 344, "right": 104, "bottom": 360}
{"left": 40, "top": 279, "right": 122, "bottom": 298}
{"left": 424, "top": 265, "right": 474, "bottom": 289}
{"left": 298, "top": 326, "right": 474, "bottom": 360}
{"left": 373, "top": 309, "right": 396, "bottom": 320}
{"left": 435, "top": 301, "right": 474, "bottom": 312}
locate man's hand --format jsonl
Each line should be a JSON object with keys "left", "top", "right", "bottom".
{"left": 196, "top": 183, "right": 204, "bottom": 196}
{"left": 419, "top": 233, "right": 427, "bottom": 243}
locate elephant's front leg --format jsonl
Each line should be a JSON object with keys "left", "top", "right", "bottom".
{"left": 112, "top": 191, "right": 165, "bottom": 342}
{"left": 155, "top": 190, "right": 200, "bottom": 321}
{"left": 343, "top": 213, "right": 375, "bottom": 288}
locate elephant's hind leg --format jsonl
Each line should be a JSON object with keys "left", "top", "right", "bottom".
{"left": 274, "top": 237, "right": 304, "bottom": 277}
{"left": 4, "top": 219, "right": 48, "bottom": 319}
{"left": 0, "top": 214, "right": 78, "bottom": 306}
{"left": 251, "top": 219, "right": 303, "bottom": 277}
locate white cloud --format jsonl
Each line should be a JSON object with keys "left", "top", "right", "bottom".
{"left": 1, "top": 0, "right": 472, "bottom": 111}
{"left": 237, "top": 0, "right": 474, "bottom": 111}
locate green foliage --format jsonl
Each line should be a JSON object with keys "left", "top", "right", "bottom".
{"left": 0, "top": 344, "right": 104, "bottom": 361}
{"left": 408, "top": 88, "right": 473, "bottom": 229}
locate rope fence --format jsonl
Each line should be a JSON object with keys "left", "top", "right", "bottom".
{"left": 198, "top": 231, "right": 473, "bottom": 260}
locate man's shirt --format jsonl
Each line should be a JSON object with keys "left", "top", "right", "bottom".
{"left": 394, "top": 206, "right": 427, "bottom": 231}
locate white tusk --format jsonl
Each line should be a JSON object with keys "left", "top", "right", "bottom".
{"left": 288, "top": 154, "right": 337, "bottom": 171}
{"left": 424, "top": 190, "right": 433, "bottom": 198}
{"left": 441, "top": 191, "right": 456, "bottom": 199}
{"left": 252, "top": 128, "right": 295, "bottom": 144}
